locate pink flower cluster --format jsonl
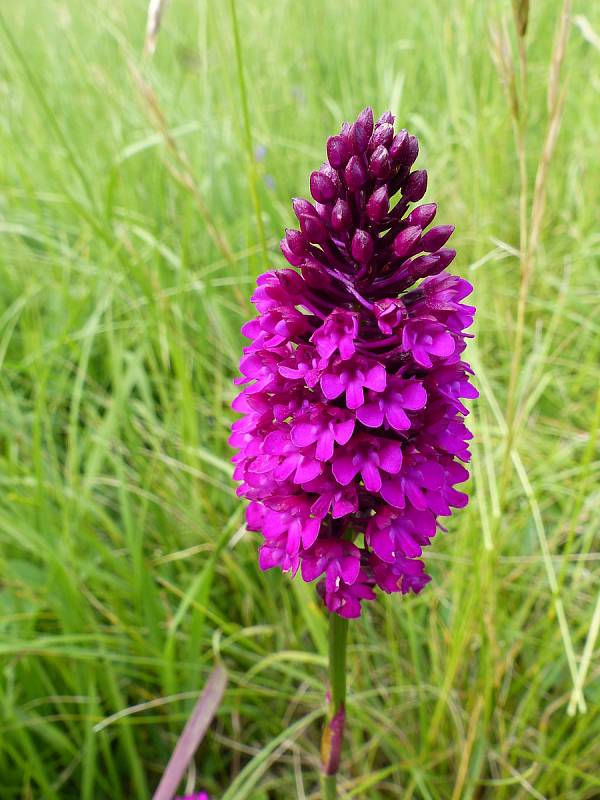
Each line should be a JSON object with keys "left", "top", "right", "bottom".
{"left": 230, "top": 108, "right": 477, "bottom": 617}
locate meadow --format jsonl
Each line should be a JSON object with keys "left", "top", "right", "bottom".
{"left": 0, "top": 0, "right": 599, "bottom": 797}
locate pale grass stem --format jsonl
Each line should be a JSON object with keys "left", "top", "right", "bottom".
{"left": 567, "top": 592, "right": 600, "bottom": 715}
{"left": 493, "top": 0, "right": 572, "bottom": 505}
{"left": 145, "top": 0, "right": 169, "bottom": 56}
{"left": 512, "top": 451, "right": 585, "bottom": 713}
{"left": 228, "top": 0, "right": 270, "bottom": 270}
{"left": 488, "top": 3, "right": 585, "bottom": 718}
{"left": 128, "top": 62, "right": 239, "bottom": 278}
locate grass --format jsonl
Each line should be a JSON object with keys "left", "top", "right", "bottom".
{"left": 0, "top": 0, "right": 599, "bottom": 797}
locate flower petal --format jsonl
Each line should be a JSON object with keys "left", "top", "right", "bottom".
{"left": 378, "top": 441, "right": 403, "bottom": 474}
{"left": 315, "top": 431, "right": 335, "bottom": 461}
{"left": 291, "top": 422, "right": 319, "bottom": 448}
{"left": 385, "top": 403, "right": 411, "bottom": 431}
{"left": 345, "top": 380, "right": 364, "bottom": 409}
{"left": 332, "top": 417, "right": 355, "bottom": 445}
{"left": 380, "top": 477, "right": 406, "bottom": 509}
{"left": 356, "top": 399, "right": 384, "bottom": 428}
{"left": 321, "top": 372, "right": 344, "bottom": 399}
{"left": 432, "top": 331, "right": 455, "bottom": 357}
{"left": 294, "top": 456, "right": 322, "bottom": 484}
{"left": 332, "top": 454, "right": 360, "bottom": 485}
{"left": 361, "top": 461, "right": 382, "bottom": 492}
{"left": 301, "top": 517, "right": 321, "bottom": 549}
{"left": 339, "top": 555, "right": 361, "bottom": 585}
{"left": 301, "top": 558, "right": 325, "bottom": 583}
{"left": 401, "top": 381, "right": 427, "bottom": 410}
{"left": 364, "top": 363, "right": 386, "bottom": 392}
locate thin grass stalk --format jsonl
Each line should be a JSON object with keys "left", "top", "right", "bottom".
{"left": 228, "top": 0, "right": 269, "bottom": 270}
{"left": 567, "top": 591, "right": 600, "bottom": 716}
{"left": 129, "top": 62, "right": 238, "bottom": 271}
{"left": 499, "top": 0, "right": 572, "bottom": 501}
{"left": 502, "top": 3, "right": 529, "bottom": 477}
{"left": 512, "top": 451, "right": 585, "bottom": 713}
{"left": 559, "top": 384, "right": 600, "bottom": 590}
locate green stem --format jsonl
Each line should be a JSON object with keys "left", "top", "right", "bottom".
{"left": 321, "top": 613, "right": 349, "bottom": 799}
{"left": 329, "top": 613, "right": 348, "bottom": 710}
{"left": 321, "top": 772, "right": 337, "bottom": 799}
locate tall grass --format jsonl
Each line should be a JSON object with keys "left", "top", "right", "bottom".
{"left": 0, "top": 0, "right": 599, "bottom": 797}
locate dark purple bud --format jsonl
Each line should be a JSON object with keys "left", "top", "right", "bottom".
{"left": 292, "top": 197, "right": 318, "bottom": 220}
{"left": 285, "top": 228, "right": 307, "bottom": 256}
{"left": 420, "top": 225, "right": 454, "bottom": 252}
{"left": 344, "top": 156, "right": 368, "bottom": 191}
{"left": 366, "top": 185, "right": 389, "bottom": 222}
{"left": 387, "top": 166, "right": 410, "bottom": 197}
{"left": 351, "top": 229, "right": 374, "bottom": 264}
{"left": 407, "top": 203, "right": 437, "bottom": 228}
{"left": 406, "top": 135, "right": 419, "bottom": 166}
{"left": 310, "top": 170, "right": 337, "bottom": 204}
{"left": 298, "top": 213, "right": 327, "bottom": 244}
{"left": 302, "top": 260, "right": 331, "bottom": 289}
{"left": 327, "top": 135, "right": 350, "bottom": 169}
{"left": 277, "top": 267, "right": 305, "bottom": 294}
{"left": 376, "top": 110, "right": 395, "bottom": 126}
{"left": 320, "top": 162, "right": 342, "bottom": 191}
{"left": 281, "top": 238, "right": 304, "bottom": 267}
{"left": 350, "top": 107, "right": 374, "bottom": 154}
{"left": 389, "top": 129, "right": 409, "bottom": 161}
{"left": 406, "top": 253, "right": 441, "bottom": 281}
{"left": 402, "top": 170, "right": 428, "bottom": 201}
{"left": 368, "top": 123, "right": 394, "bottom": 153}
{"left": 394, "top": 225, "right": 422, "bottom": 259}
{"left": 340, "top": 121, "right": 351, "bottom": 139}
{"left": 369, "top": 145, "right": 391, "bottom": 180}
{"left": 331, "top": 198, "right": 352, "bottom": 231}
{"left": 437, "top": 248, "right": 457, "bottom": 269}
{"left": 315, "top": 202, "right": 331, "bottom": 225}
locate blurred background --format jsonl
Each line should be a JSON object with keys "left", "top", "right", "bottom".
{"left": 0, "top": 0, "right": 599, "bottom": 797}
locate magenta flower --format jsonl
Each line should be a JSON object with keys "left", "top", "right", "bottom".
{"left": 356, "top": 377, "right": 427, "bottom": 431}
{"left": 311, "top": 308, "right": 359, "bottom": 360}
{"left": 301, "top": 538, "right": 361, "bottom": 592}
{"left": 320, "top": 355, "right": 386, "bottom": 410}
{"left": 176, "top": 794, "right": 210, "bottom": 800}
{"left": 230, "top": 107, "right": 477, "bottom": 617}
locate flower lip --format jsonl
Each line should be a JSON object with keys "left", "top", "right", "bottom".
{"left": 320, "top": 355, "right": 387, "bottom": 410}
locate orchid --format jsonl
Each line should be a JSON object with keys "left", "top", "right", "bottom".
{"left": 230, "top": 106, "right": 477, "bottom": 797}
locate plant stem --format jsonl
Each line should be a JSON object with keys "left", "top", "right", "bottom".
{"left": 321, "top": 613, "right": 349, "bottom": 799}
{"left": 496, "top": 0, "right": 571, "bottom": 522}
{"left": 321, "top": 770, "right": 337, "bottom": 798}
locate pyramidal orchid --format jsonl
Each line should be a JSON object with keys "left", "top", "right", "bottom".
{"left": 230, "top": 107, "right": 477, "bottom": 796}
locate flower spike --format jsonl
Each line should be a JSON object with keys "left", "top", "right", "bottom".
{"left": 231, "top": 107, "right": 477, "bottom": 617}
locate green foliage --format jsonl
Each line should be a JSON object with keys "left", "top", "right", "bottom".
{"left": 0, "top": 0, "right": 598, "bottom": 797}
